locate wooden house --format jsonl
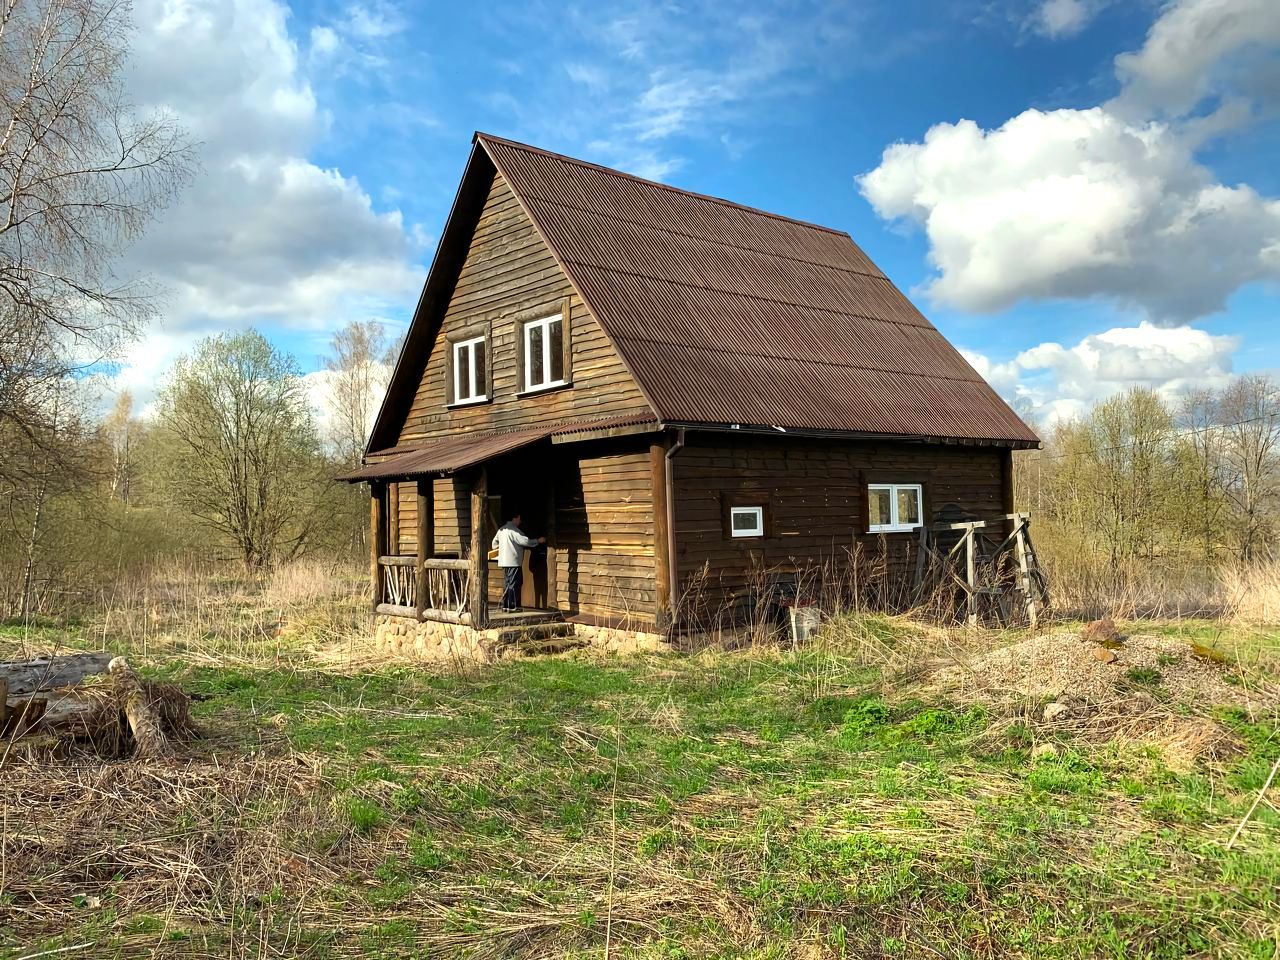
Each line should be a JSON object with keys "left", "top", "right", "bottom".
{"left": 344, "top": 133, "right": 1039, "bottom": 645}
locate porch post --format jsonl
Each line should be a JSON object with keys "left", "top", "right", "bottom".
{"left": 369, "top": 480, "right": 386, "bottom": 615}
{"left": 469, "top": 466, "right": 488, "bottom": 629}
{"left": 415, "top": 478, "right": 434, "bottom": 620}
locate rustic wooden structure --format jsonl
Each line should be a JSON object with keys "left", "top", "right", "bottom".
{"left": 343, "top": 134, "right": 1041, "bottom": 635}
{"left": 911, "top": 513, "right": 1049, "bottom": 628}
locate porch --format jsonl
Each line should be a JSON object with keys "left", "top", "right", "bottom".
{"left": 369, "top": 467, "right": 564, "bottom": 631}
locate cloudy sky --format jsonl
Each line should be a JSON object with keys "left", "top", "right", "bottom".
{"left": 112, "top": 0, "right": 1280, "bottom": 425}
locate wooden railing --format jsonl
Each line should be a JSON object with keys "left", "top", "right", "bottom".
{"left": 376, "top": 556, "right": 473, "bottom": 623}
{"left": 378, "top": 556, "right": 417, "bottom": 611}
{"left": 422, "top": 558, "right": 470, "bottom": 620}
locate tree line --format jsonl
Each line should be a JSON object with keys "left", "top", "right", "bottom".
{"left": 1016, "top": 378, "right": 1280, "bottom": 572}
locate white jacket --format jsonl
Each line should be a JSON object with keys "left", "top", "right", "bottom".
{"left": 491, "top": 522, "right": 539, "bottom": 567}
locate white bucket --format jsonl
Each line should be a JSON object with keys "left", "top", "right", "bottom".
{"left": 788, "top": 606, "right": 822, "bottom": 644}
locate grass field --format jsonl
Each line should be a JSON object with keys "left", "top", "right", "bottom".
{"left": 1, "top": 573, "right": 1278, "bottom": 959}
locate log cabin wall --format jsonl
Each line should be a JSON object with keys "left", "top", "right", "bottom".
{"left": 553, "top": 438, "right": 656, "bottom": 627}
{"left": 391, "top": 479, "right": 470, "bottom": 557}
{"left": 395, "top": 170, "right": 651, "bottom": 447}
{"left": 671, "top": 432, "right": 1009, "bottom": 610}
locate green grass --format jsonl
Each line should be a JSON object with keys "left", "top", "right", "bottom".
{"left": 3, "top": 606, "right": 1278, "bottom": 959}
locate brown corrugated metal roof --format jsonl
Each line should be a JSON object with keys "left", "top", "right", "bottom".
{"left": 476, "top": 133, "right": 1039, "bottom": 447}
{"left": 343, "top": 415, "right": 660, "bottom": 481}
{"left": 341, "top": 426, "right": 554, "bottom": 481}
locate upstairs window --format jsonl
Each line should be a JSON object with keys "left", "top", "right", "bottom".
{"left": 868, "top": 483, "right": 923, "bottom": 533}
{"left": 452, "top": 335, "right": 487, "bottom": 405}
{"left": 523, "top": 313, "right": 566, "bottom": 392}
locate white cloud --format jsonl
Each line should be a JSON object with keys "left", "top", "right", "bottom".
{"left": 1031, "top": 0, "right": 1097, "bottom": 38}
{"left": 859, "top": 0, "right": 1280, "bottom": 324}
{"left": 110, "top": 0, "right": 422, "bottom": 410}
{"left": 1112, "top": 0, "right": 1280, "bottom": 119}
{"left": 966, "top": 322, "right": 1240, "bottom": 423}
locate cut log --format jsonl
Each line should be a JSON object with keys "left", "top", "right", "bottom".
{"left": 0, "top": 652, "right": 113, "bottom": 695}
{"left": 2, "top": 696, "right": 47, "bottom": 738}
{"left": 108, "top": 657, "right": 173, "bottom": 759}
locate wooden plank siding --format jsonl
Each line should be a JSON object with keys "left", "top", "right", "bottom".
{"left": 395, "top": 171, "right": 651, "bottom": 446}
{"left": 553, "top": 440, "right": 655, "bottom": 626}
{"left": 392, "top": 478, "right": 470, "bottom": 557}
{"left": 671, "top": 433, "right": 1009, "bottom": 610}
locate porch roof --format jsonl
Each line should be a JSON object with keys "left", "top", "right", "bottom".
{"left": 341, "top": 415, "right": 659, "bottom": 482}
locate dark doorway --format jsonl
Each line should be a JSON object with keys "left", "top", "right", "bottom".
{"left": 486, "top": 445, "right": 556, "bottom": 610}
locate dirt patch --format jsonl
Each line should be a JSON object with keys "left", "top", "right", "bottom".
{"left": 932, "top": 631, "right": 1276, "bottom": 710}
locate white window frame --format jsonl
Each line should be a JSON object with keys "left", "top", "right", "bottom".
{"left": 868, "top": 483, "right": 923, "bottom": 533}
{"left": 452, "top": 335, "right": 487, "bottom": 405}
{"left": 730, "top": 506, "right": 765, "bottom": 539}
{"left": 522, "top": 313, "right": 566, "bottom": 393}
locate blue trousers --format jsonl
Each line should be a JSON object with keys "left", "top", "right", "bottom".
{"left": 501, "top": 565, "right": 522, "bottom": 611}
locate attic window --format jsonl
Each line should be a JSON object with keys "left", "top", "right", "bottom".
{"left": 452, "top": 336, "right": 487, "bottom": 405}
{"left": 868, "top": 484, "right": 923, "bottom": 533}
{"left": 523, "top": 313, "right": 565, "bottom": 392}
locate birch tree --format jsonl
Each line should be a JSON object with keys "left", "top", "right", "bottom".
{"left": 0, "top": 0, "right": 191, "bottom": 480}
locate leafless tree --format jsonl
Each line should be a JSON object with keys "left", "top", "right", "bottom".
{"left": 322, "top": 319, "right": 396, "bottom": 465}
{"left": 155, "top": 330, "right": 328, "bottom": 571}
{"left": 0, "top": 0, "right": 192, "bottom": 479}
{"left": 1217, "top": 374, "right": 1280, "bottom": 560}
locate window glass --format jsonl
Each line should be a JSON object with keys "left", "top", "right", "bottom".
{"left": 730, "top": 506, "right": 764, "bottom": 538}
{"left": 549, "top": 316, "right": 564, "bottom": 382}
{"left": 528, "top": 323, "right": 545, "bottom": 387}
{"left": 869, "top": 487, "right": 893, "bottom": 528}
{"left": 897, "top": 486, "right": 920, "bottom": 526}
{"left": 473, "top": 340, "right": 486, "bottom": 396}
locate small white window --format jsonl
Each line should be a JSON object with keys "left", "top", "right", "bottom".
{"left": 868, "top": 484, "right": 923, "bottom": 533}
{"left": 452, "top": 336, "right": 487, "bottom": 405}
{"left": 523, "top": 313, "right": 566, "bottom": 392}
{"left": 730, "top": 506, "right": 765, "bottom": 539}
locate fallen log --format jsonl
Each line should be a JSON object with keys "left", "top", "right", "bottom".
{"left": 0, "top": 652, "right": 113, "bottom": 695}
{"left": 108, "top": 657, "right": 174, "bottom": 760}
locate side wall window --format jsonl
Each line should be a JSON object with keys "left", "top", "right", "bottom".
{"left": 868, "top": 483, "right": 923, "bottom": 533}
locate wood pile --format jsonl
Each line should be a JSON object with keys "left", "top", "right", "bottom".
{"left": 1, "top": 653, "right": 196, "bottom": 761}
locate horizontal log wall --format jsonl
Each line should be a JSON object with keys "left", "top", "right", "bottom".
{"left": 673, "top": 432, "right": 1008, "bottom": 605}
{"left": 393, "top": 478, "right": 470, "bottom": 557}
{"left": 397, "top": 172, "right": 651, "bottom": 445}
{"left": 554, "top": 439, "right": 656, "bottom": 625}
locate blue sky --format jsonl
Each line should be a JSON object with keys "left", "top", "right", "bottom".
{"left": 114, "top": 0, "right": 1280, "bottom": 425}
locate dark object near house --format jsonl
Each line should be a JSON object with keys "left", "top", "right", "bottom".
{"left": 343, "top": 133, "right": 1041, "bottom": 634}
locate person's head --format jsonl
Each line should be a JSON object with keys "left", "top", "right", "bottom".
{"left": 509, "top": 513, "right": 522, "bottom": 526}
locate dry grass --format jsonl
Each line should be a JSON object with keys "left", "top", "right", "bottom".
{"left": 2, "top": 560, "right": 1278, "bottom": 958}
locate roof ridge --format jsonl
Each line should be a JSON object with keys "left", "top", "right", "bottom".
{"left": 474, "top": 131, "right": 852, "bottom": 238}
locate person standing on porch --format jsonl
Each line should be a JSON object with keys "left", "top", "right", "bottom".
{"left": 491, "top": 513, "right": 545, "bottom": 613}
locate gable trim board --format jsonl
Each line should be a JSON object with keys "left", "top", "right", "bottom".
{"left": 366, "top": 133, "right": 1038, "bottom": 461}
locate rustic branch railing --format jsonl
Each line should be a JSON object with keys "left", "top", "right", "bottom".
{"left": 422, "top": 558, "right": 470, "bottom": 619}
{"left": 378, "top": 556, "right": 417, "bottom": 611}
{"left": 376, "top": 556, "right": 474, "bottom": 623}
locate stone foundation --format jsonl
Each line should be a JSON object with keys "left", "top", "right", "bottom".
{"left": 373, "top": 615, "right": 671, "bottom": 663}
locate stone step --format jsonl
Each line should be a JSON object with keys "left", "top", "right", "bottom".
{"left": 494, "top": 622, "right": 584, "bottom": 656}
